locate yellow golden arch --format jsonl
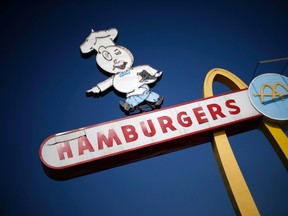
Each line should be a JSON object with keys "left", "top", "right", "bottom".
{"left": 203, "top": 68, "right": 288, "bottom": 216}
{"left": 253, "top": 82, "right": 288, "bottom": 104}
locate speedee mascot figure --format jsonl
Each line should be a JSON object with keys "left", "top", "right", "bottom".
{"left": 80, "top": 28, "right": 163, "bottom": 113}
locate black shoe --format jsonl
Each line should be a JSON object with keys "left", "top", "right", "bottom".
{"left": 119, "top": 101, "right": 132, "bottom": 111}
{"left": 155, "top": 96, "right": 164, "bottom": 106}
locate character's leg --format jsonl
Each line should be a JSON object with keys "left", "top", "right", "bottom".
{"left": 120, "top": 92, "right": 149, "bottom": 111}
{"left": 145, "top": 91, "right": 164, "bottom": 106}
{"left": 119, "top": 85, "right": 163, "bottom": 111}
{"left": 126, "top": 95, "right": 146, "bottom": 107}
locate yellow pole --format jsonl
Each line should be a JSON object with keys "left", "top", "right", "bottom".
{"left": 203, "top": 68, "right": 260, "bottom": 215}
{"left": 212, "top": 131, "right": 260, "bottom": 215}
{"left": 260, "top": 120, "right": 288, "bottom": 171}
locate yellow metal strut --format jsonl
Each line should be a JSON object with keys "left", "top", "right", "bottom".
{"left": 203, "top": 68, "right": 260, "bottom": 216}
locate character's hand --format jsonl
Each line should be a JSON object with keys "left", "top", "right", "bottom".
{"left": 86, "top": 86, "right": 100, "bottom": 94}
{"left": 154, "top": 71, "right": 163, "bottom": 78}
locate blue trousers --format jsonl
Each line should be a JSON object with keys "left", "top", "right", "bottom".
{"left": 126, "top": 85, "right": 159, "bottom": 108}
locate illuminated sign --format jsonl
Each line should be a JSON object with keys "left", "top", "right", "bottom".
{"left": 248, "top": 73, "right": 288, "bottom": 121}
{"left": 40, "top": 89, "right": 261, "bottom": 180}
{"left": 39, "top": 26, "right": 287, "bottom": 214}
{"left": 40, "top": 65, "right": 288, "bottom": 215}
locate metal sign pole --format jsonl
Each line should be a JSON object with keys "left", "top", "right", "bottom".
{"left": 260, "top": 120, "right": 288, "bottom": 170}
{"left": 203, "top": 68, "right": 260, "bottom": 216}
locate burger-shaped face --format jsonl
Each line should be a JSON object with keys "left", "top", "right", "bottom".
{"left": 96, "top": 45, "right": 134, "bottom": 74}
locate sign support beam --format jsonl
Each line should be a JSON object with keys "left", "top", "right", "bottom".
{"left": 203, "top": 68, "right": 260, "bottom": 216}
{"left": 260, "top": 120, "right": 288, "bottom": 170}
{"left": 212, "top": 131, "right": 260, "bottom": 215}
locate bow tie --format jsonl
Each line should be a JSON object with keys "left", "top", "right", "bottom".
{"left": 119, "top": 70, "right": 130, "bottom": 77}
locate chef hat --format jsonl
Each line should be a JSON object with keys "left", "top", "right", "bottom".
{"left": 80, "top": 28, "right": 118, "bottom": 53}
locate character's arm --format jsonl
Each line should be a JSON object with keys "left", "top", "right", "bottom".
{"left": 134, "top": 65, "right": 162, "bottom": 77}
{"left": 86, "top": 76, "right": 114, "bottom": 93}
{"left": 133, "top": 65, "right": 162, "bottom": 84}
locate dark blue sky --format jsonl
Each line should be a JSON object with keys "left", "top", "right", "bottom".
{"left": 1, "top": 1, "right": 288, "bottom": 215}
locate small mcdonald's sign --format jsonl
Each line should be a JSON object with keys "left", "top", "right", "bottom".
{"left": 248, "top": 73, "right": 288, "bottom": 122}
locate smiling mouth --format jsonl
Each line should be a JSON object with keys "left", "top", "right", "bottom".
{"left": 113, "top": 62, "right": 127, "bottom": 70}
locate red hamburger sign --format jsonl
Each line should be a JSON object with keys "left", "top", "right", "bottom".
{"left": 40, "top": 89, "right": 261, "bottom": 180}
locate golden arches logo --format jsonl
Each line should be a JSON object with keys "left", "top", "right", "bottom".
{"left": 253, "top": 82, "right": 288, "bottom": 104}
{"left": 203, "top": 68, "right": 260, "bottom": 215}
{"left": 203, "top": 69, "right": 288, "bottom": 216}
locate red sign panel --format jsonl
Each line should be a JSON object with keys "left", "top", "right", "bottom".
{"left": 40, "top": 89, "right": 261, "bottom": 180}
